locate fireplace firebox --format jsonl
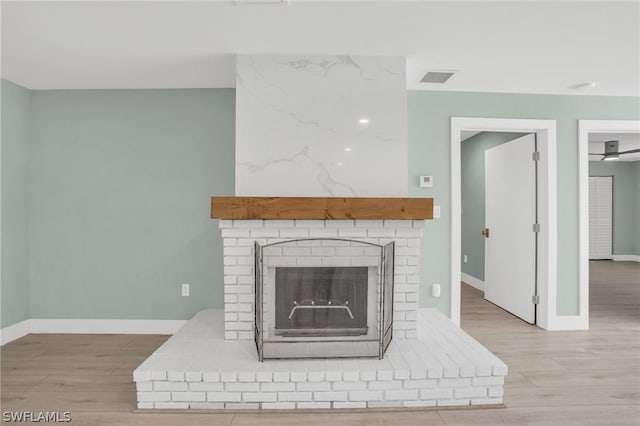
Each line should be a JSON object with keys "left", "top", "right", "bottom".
{"left": 254, "top": 239, "right": 394, "bottom": 360}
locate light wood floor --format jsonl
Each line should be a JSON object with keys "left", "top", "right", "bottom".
{"left": 2, "top": 260, "right": 638, "bottom": 425}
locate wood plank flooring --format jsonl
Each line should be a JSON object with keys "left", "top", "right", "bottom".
{"left": 2, "top": 260, "right": 638, "bottom": 425}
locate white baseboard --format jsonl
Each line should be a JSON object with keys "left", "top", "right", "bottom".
{"left": 612, "top": 255, "right": 640, "bottom": 262}
{"left": 0, "top": 320, "right": 31, "bottom": 345}
{"left": 1, "top": 318, "right": 187, "bottom": 346}
{"left": 546, "top": 315, "right": 589, "bottom": 331}
{"left": 461, "top": 272, "right": 484, "bottom": 291}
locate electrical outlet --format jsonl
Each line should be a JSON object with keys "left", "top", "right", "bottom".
{"left": 181, "top": 283, "right": 190, "bottom": 297}
{"left": 463, "top": 255, "right": 468, "bottom": 263}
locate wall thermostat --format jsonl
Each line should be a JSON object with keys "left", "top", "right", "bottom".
{"left": 419, "top": 175, "right": 433, "bottom": 188}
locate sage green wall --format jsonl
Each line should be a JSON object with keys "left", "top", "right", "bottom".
{"left": 589, "top": 161, "right": 640, "bottom": 256}
{"left": 408, "top": 91, "right": 640, "bottom": 316}
{"left": 460, "top": 132, "right": 527, "bottom": 281}
{"left": 28, "top": 89, "right": 235, "bottom": 320}
{"left": 1, "top": 80, "right": 32, "bottom": 327}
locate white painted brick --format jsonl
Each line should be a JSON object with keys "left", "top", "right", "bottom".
{"left": 133, "top": 371, "right": 151, "bottom": 382}
{"left": 403, "top": 400, "right": 436, "bottom": 407}
{"left": 325, "top": 370, "right": 342, "bottom": 382}
{"left": 377, "top": 370, "right": 394, "bottom": 381}
{"left": 261, "top": 382, "right": 295, "bottom": 392}
{"left": 438, "top": 399, "right": 470, "bottom": 407}
{"left": 296, "top": 257, "right": 323, "bottom": 266}
{"left": 488, "top": 386, "right": 504, "bottom": 397}
{"left": 137, "top": 391, "right": 170, "bottom": 402}
{"left": 221, "top": 228, "right": 250, "bottom": 238}
{"left": 223, "top": 238, "right": 238, "bottom": 246}
{"left": 412, "top": 220, "right": 426, "bottom": 228}
{"left": 227, "top": 322, "right": 252, "bottom": 331}
{"left": 226, "top": 303, "right": 252, "bottom": 313}
{"left": 189, "top": 382, "right": 224, "bottom": 392}
{"left": 224, "top": 312, "right": 238, "bottom": 321}
{"left": 236, "top": 256, "right": 253, "bottom": 265}
{"left": 367, "top": 228, "right": 396, "bottom": 237}
{"left": 383, "top": 220, "right": 413, "bottom": 228}
{"left": 225, "top": 402, "right": 259, "bottom": 409}
{"left": 313, "top": 391, "right": 347, "bottom": 401}
{"left": 237, "top": 276, "right": 254, "bottom": 284}
{"left": 439, "top": 378, "right": 472, "bottom": 388}
{"left": 255, "top": 371, "right": 273, "bottom": 382}
{"left": 224, "top": 265, "right": 252, "bottom": 276}
{"left": 333, "top": 381, "right": 367, "bottom": 391}
{"left": 250, "top": 228, "right": 279, "bottom": 238}
{"left": 218, "top": 219, "right": 234, "bottom": 228}
{"left": 262, "top": 402, "right": 297, "bottom": 409}
{"left": 385, "top": 390, "right": 419, "bottom": 400}
{"left": 290, "top": 371, "right": 307, "bottom": 382}
{"left": 349, "top": 391, "right": 382, "bottom": 401}
{"left": 334, "top": 401, "right": 367, "bottom": 408}
{"left": 296, "top": 402, "right": 331, "bottom": 409}
{"left": 266, "top": 256, "right": 297, "bottom": 266}
{"left": 307, "top": 228, "right": 338, "bottom": 238}
{"left": 137, "top": 402, "right": 153, "bottom": 409}
{"left": 220, "top": 371, "right": 237, "bottom": 382}
{"left": 420, "top": 388, "right": 453, "bottom": 400}
{"left": 321, "top": 257, "right": 351, "bottom": 266}
{"left": 233, "top": 220, "right": 264, "bottom": 228}
{"left": 264, "top": 220, "right": 294, "bottom": 228}
{"left": 368, "top": 380, "right": 401, "bottom": 390}
{"left": 307, "top": 370, "right": 325, "bottom": 382}
{"left": 167, "top": 371, "right": 185, "bottom": 382}
{"left": 207, "top": 392, "right": 241, "bottom": 402}
{"left": 338, "top": 228, "right": 368, "bottom": 238}
{"left": 154, "top": 381, "right": 187, "bottom": 391}
{"left": 472, "top": 376, "right": 504, "bottom": 386}
{"left": 367, "top": 401, "right": 403, "bottom": 408}
{"left": 155, "top": 402, "right": 189, "bottom": 409}
{"left": 238, "top": 371, "right": 256, "bottom": 382}
{"left": 280, "top": 229, "right": 309, "bottom": 238}
{"left": 225, "top": 285, "right": 252, "bottom": 294}
{"left": 406, "top": 292, "right": 418, "bottom": 302}
{"left": 273, "top": 372, "right": 290, "bottom": 382}
{"left": 406, "top": 257, "right": 419, "bottom": 266}
{"left": 471, "top": 397, "right": 503, "bottom": 405}
{"left": 493, "top": 364, "right": 508, "bottom": 376}
{"left": 238, "top": 331, "right": 253, "bottom": 339}
{"left": 224, "top": 257, "right": 237, "bottom": 266}
{"left": 136, "top": 382, "right": 153, "bottom": 391}
{"left": 226, "top": 382, "right": 259, "bottom": 392}
{"left": 243, "top": 392, "right": 277, "bottom": 402}
{"left": 403, "top": 379, "right": 436, "bottom": 389}
{"left": 172, "top": 391, "right": 205, "bottom": 402}
{"left": 325, "top": 220, "right": 355, "bottom": 228}
{"left": 311, "top": 247, "right": 335, "bottom": 256}
{"left": 202, "top": 372, "right": 220, "bottom": 382}
{"left": 393, "top": 369, "right": 410, "bottom": 380}
{"left": 224, "top": 295, "right": 237, "bottom": 304}
{"left": 405, "top": 330, "right": 418, "bottom": 339}
{"left": 360, "top": 370, "right": 377, "bottom": 381}
{"left": 278, "top": 392, "right": 312, "bottom": 402}
{"left": 297, "top": 382, "right": 331, "bottom": 391}
{"left": 342, "top": 370, "right": 360, "bottom": 382}
{"left": 282, "top": 247, "right": 311, "bottom": 256}
{"left": 237, "top": 312, "right": 253, "bottom": 322}
{"left": 335, "top": 247, "right": 365, "bottom": 256}
{"left": 190, "top": 402, "right": 225, "bottom": 409}
{"left": 223, "top": 275, "right": 237, "bottom": 284}
{"left": 294, "top": 220, "right": 325, "bottom": 228}
{"left": 355, "top": 220, "right": 383, "bottom": 228}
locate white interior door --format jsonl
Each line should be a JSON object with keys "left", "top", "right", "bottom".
{"left": 484, "top": 134, "right": 537, "bottom": 324}
{"left": 589, "top": 176, "right": 613, "bottom": 259}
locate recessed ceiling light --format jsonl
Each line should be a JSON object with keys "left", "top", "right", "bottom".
{"left": 359, "top": 118, "right": 369, "bottom": 125}
{"left": 344, "top": 147, "right": 352, "bottom": 152}
{"left": 337, "top": 162, "right": 344, "bottom": 166}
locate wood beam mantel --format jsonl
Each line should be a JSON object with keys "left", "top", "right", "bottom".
{"left": 211, "top": 197, "right": 433, "bottom": 220}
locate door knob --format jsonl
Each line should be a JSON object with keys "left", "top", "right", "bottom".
{"left": 482, "top": 228, "right": 490, "bottom": 238}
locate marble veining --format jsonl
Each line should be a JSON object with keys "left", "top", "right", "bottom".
{"left": 235, "top": 55, "right": 407, "bottom": 197}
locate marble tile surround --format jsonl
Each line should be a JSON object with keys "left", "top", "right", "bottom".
{"left": 235, "top": 55, "right": 407, "bottom": 197}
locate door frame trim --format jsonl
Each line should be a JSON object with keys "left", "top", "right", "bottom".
{"left": 451, "top": 118, "right": 557, "bottom": 330}
{"left": 578, "top": 120, "right": 640, "bottom": 328}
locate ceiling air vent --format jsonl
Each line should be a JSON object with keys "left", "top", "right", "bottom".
{"left": 420, "top": 71, "right": 455, "bottom": 84}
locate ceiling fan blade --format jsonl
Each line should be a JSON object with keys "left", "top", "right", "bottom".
{"left": 618, "top": 148, "right": 640, "bottom": 155}
{"left": 588, "top": 152, "right": 605, "bottom": 155}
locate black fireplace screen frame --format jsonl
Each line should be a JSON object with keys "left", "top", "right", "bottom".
{"left": 254, "top": 238, "right": 394, "bottom": 361}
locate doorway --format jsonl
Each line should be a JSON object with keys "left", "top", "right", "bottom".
{"left": 450, "top": 118, "right": 557, "bottom": 330}
{"left": 460, "top": 132, "right": 538, "bottom": 324}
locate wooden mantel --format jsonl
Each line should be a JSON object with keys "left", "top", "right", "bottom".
{"left": 211, "top": 197, "right": 433, "bottom": 220}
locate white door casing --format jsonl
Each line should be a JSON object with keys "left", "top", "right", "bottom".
{"left": 484, "top": 134, "right": 537, "bottom": 324}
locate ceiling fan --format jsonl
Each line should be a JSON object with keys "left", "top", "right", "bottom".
{"left": 589, "top": 140, "right": 640, "bottom": 161}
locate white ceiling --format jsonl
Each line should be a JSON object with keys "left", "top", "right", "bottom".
{"left": 1, "top": 1, "right": 639, "bottom": 95}
{"left": 589, "top": 133, "right": 640, "bottom": 162}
